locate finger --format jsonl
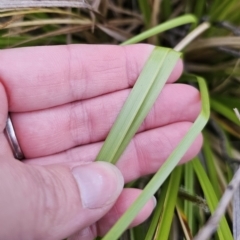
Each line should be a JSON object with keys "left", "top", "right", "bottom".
{"left": 0, "top": 44, "right": 183, "bottom": 112}
{"left": 97, "top": 188, "right": 156, "bottom": 236}
{"left": 0, "top": 160, "right": 123, "bottom": 239}
{"left": 12, "top": 84, "right": 200, "bottom": 158}
{"left": 69, "top": 189, "right": 156, "bottom": 239}
{"left": 0, "top": 83, "right": 8, "bottom": 132}
{"left": 0, "top": 82, "right": 13, "bottom": 158}
{"left": 25, "top": 122, "right": 203, "bottom": 183}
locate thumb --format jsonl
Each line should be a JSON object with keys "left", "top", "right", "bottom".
{"left": 0, "top": 160, "right": 124, "bottom": 240}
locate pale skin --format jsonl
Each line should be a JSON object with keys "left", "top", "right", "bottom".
{"left": 0, "top": 44, "right": 202, "bottom": 240}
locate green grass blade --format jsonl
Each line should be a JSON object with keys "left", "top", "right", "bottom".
{"left": 131, "top": 224, "right": 146, "bottom": 240}
{"left": 202, "top": 131, "right": 221, "bottom": 198}
{"left": 210, "top": 1, "right": 230, "bottom": 19}
{"left": 192, "top": 157, "right": 233, "bottom": 240}
{"left": 209, "top": 0, "right": 223, "bottom": 15}
{"left": 96, "top": 47, "right": 181, "bottom": 164}
{"left": 212, "top": 96, "right": 240, "bottom": 110}
{"left": 184, "top": 162, "right": 195, "bottom": 234}
{"left": 161, "top": 0, "right": 171, "bottom": 20}
{"left": 144, "top": 177, "right": 170, "bottom": 240}
{"left": 129, "top": 228, "right": 135, "bottom": 240}
{"left": 154, "top": 166, "right": 182, "bottom": 240}
{"left": 137, "top": 0, "right": 151, "bottom": 26}
{"left": 144, "top": 167, "right": 182, "bottom": 240}
{"left": 210, "top": 0, "right": 237, "bottom": 20}
{"left": 194, "top": 0, "right": 205, "bottom": 20}
{"left": 211, "top": 98, "right": 240, "bottom": 126}
{"left": 121, "top": 14, "right": 197, "bottom": 45}
{"left": 102, "top": 76, "right": 210, "bottom": 240}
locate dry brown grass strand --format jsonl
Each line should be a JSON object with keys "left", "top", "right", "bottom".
{"left": 0, "top": 8, "right": 81, "bottom": 17}
{"left": 0, "top": 18, "right": 92, "bottom": 30}
{"left": 9, "top": 25, "right": 92, "bottom": 48}
{"left": 186, "top": 36, "right": 240, "bottom": 52}
{"left": 0, "top": 0, "right": 91, "bottom": 9}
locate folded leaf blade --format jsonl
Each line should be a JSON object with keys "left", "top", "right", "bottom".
{"left": 96, "top": 47, "right": 181, "bottom": 164}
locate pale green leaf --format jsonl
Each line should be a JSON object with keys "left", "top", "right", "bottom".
{"left": 121, "top": 14, "right": 197, "bottom": 45}
{"left": 96, "top": 47, "right": 181, "bottom": 164}
{"left": 102, "top": 75, "right": 210, "bottom": 240}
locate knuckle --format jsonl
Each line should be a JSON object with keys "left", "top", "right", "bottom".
{"left": 69, "top": 102, "right": 82, "bottom": 146}
{"left": 64, "top": 45, "right": 86, "bottom": 101}
{"left": 69, "top": 101, "right": 93, "bottom": 146}
{"left": 34, "top": 168, "right": 62, "bottom": 221}
{"left": 31, "top": 166, "right": 80, "bottom": 235}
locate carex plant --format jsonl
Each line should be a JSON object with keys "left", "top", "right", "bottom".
{"left": 1, "top": 0, "right": 240, "bottom": 239}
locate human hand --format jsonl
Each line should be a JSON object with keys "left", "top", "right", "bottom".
{"left": 0, "top": 44, "right": 202, "bottom": 240}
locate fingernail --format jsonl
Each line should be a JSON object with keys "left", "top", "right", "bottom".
{"left": 72, "top": 162, "right": 124, "bottom": 209}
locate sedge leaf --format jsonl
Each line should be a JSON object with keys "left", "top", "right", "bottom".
{"left": 192, "top": 157, "right": 233, "bottom": 240}
{"left": 121, "top": 14, "right": 197, "bottom": 45}
{"left": 96, "top": 47, "right": 181, "bottom": 164}
{"left": 153, "top": 166, "right": 182, "bottom": 240}
{"left": 102, "top": 75, "right": 210, "bottom": 240}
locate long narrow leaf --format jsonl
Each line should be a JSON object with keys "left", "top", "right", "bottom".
{"left": 192, "top": 157, "right": 233, "bottom": 240}
{"left": 96, "top": 47, "right": 181, "bottom": 164}
{"left": 184, "top": 162, "right": 195, "bottom": 234}
{"left": 154, "top": 167, "right": 182, "bottom": 239}
{"left": 144, "top": 177, "right": 170, "bottom": 240}
{"left": 161, "top": 0, "right": 171, "bottom": 20}
{"left": 211, "top": 99, "right": 240, "bottom": 126}
{"left": 212, "top": 96, "right": 240, "bottom": 110}
{"left": 121, "top": 14, "right": 197, "bottom": 45}
{"left": 102, "top": 76, "right": 210, "bottom": 240}
{"left": 137, "top": 0, "right": 151, "bottom": 26}
{"left": 194, "top": 0, "right": 205, "bottom": 20}
{"left": 202, "top": 131, "right": 221, "bottom": 198}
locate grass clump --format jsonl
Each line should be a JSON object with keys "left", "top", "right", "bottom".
{"left": 1, "top": 0, "right": 240, "bottom": 239}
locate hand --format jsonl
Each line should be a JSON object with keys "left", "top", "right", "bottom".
{"left": 0, "top": 44, "right": 202, "bottom": 240}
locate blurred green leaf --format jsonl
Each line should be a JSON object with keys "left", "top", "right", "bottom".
{"left": 192, "top": 157, "right": 233, "bottom": 240}
{"left": 184, "top": 162, "right": 195, "bottom": 234}
{"left": 202, "top": 131, "right": 222, "bottom": 198}
{"left": 154, "top": 167, "right": 182, "bottom": 240}
{"left": 211, "top": 98, "right": 240, "bottom": 126}
{"left": 137, "top": 0, "right": 151, "bottom": 26}
{"left": 121, "top": 14, "right": 197, "bottom": 45}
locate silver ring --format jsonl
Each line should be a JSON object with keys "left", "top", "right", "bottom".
{"left": 5, "top": 115, "right": 24, "bottom": 160}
